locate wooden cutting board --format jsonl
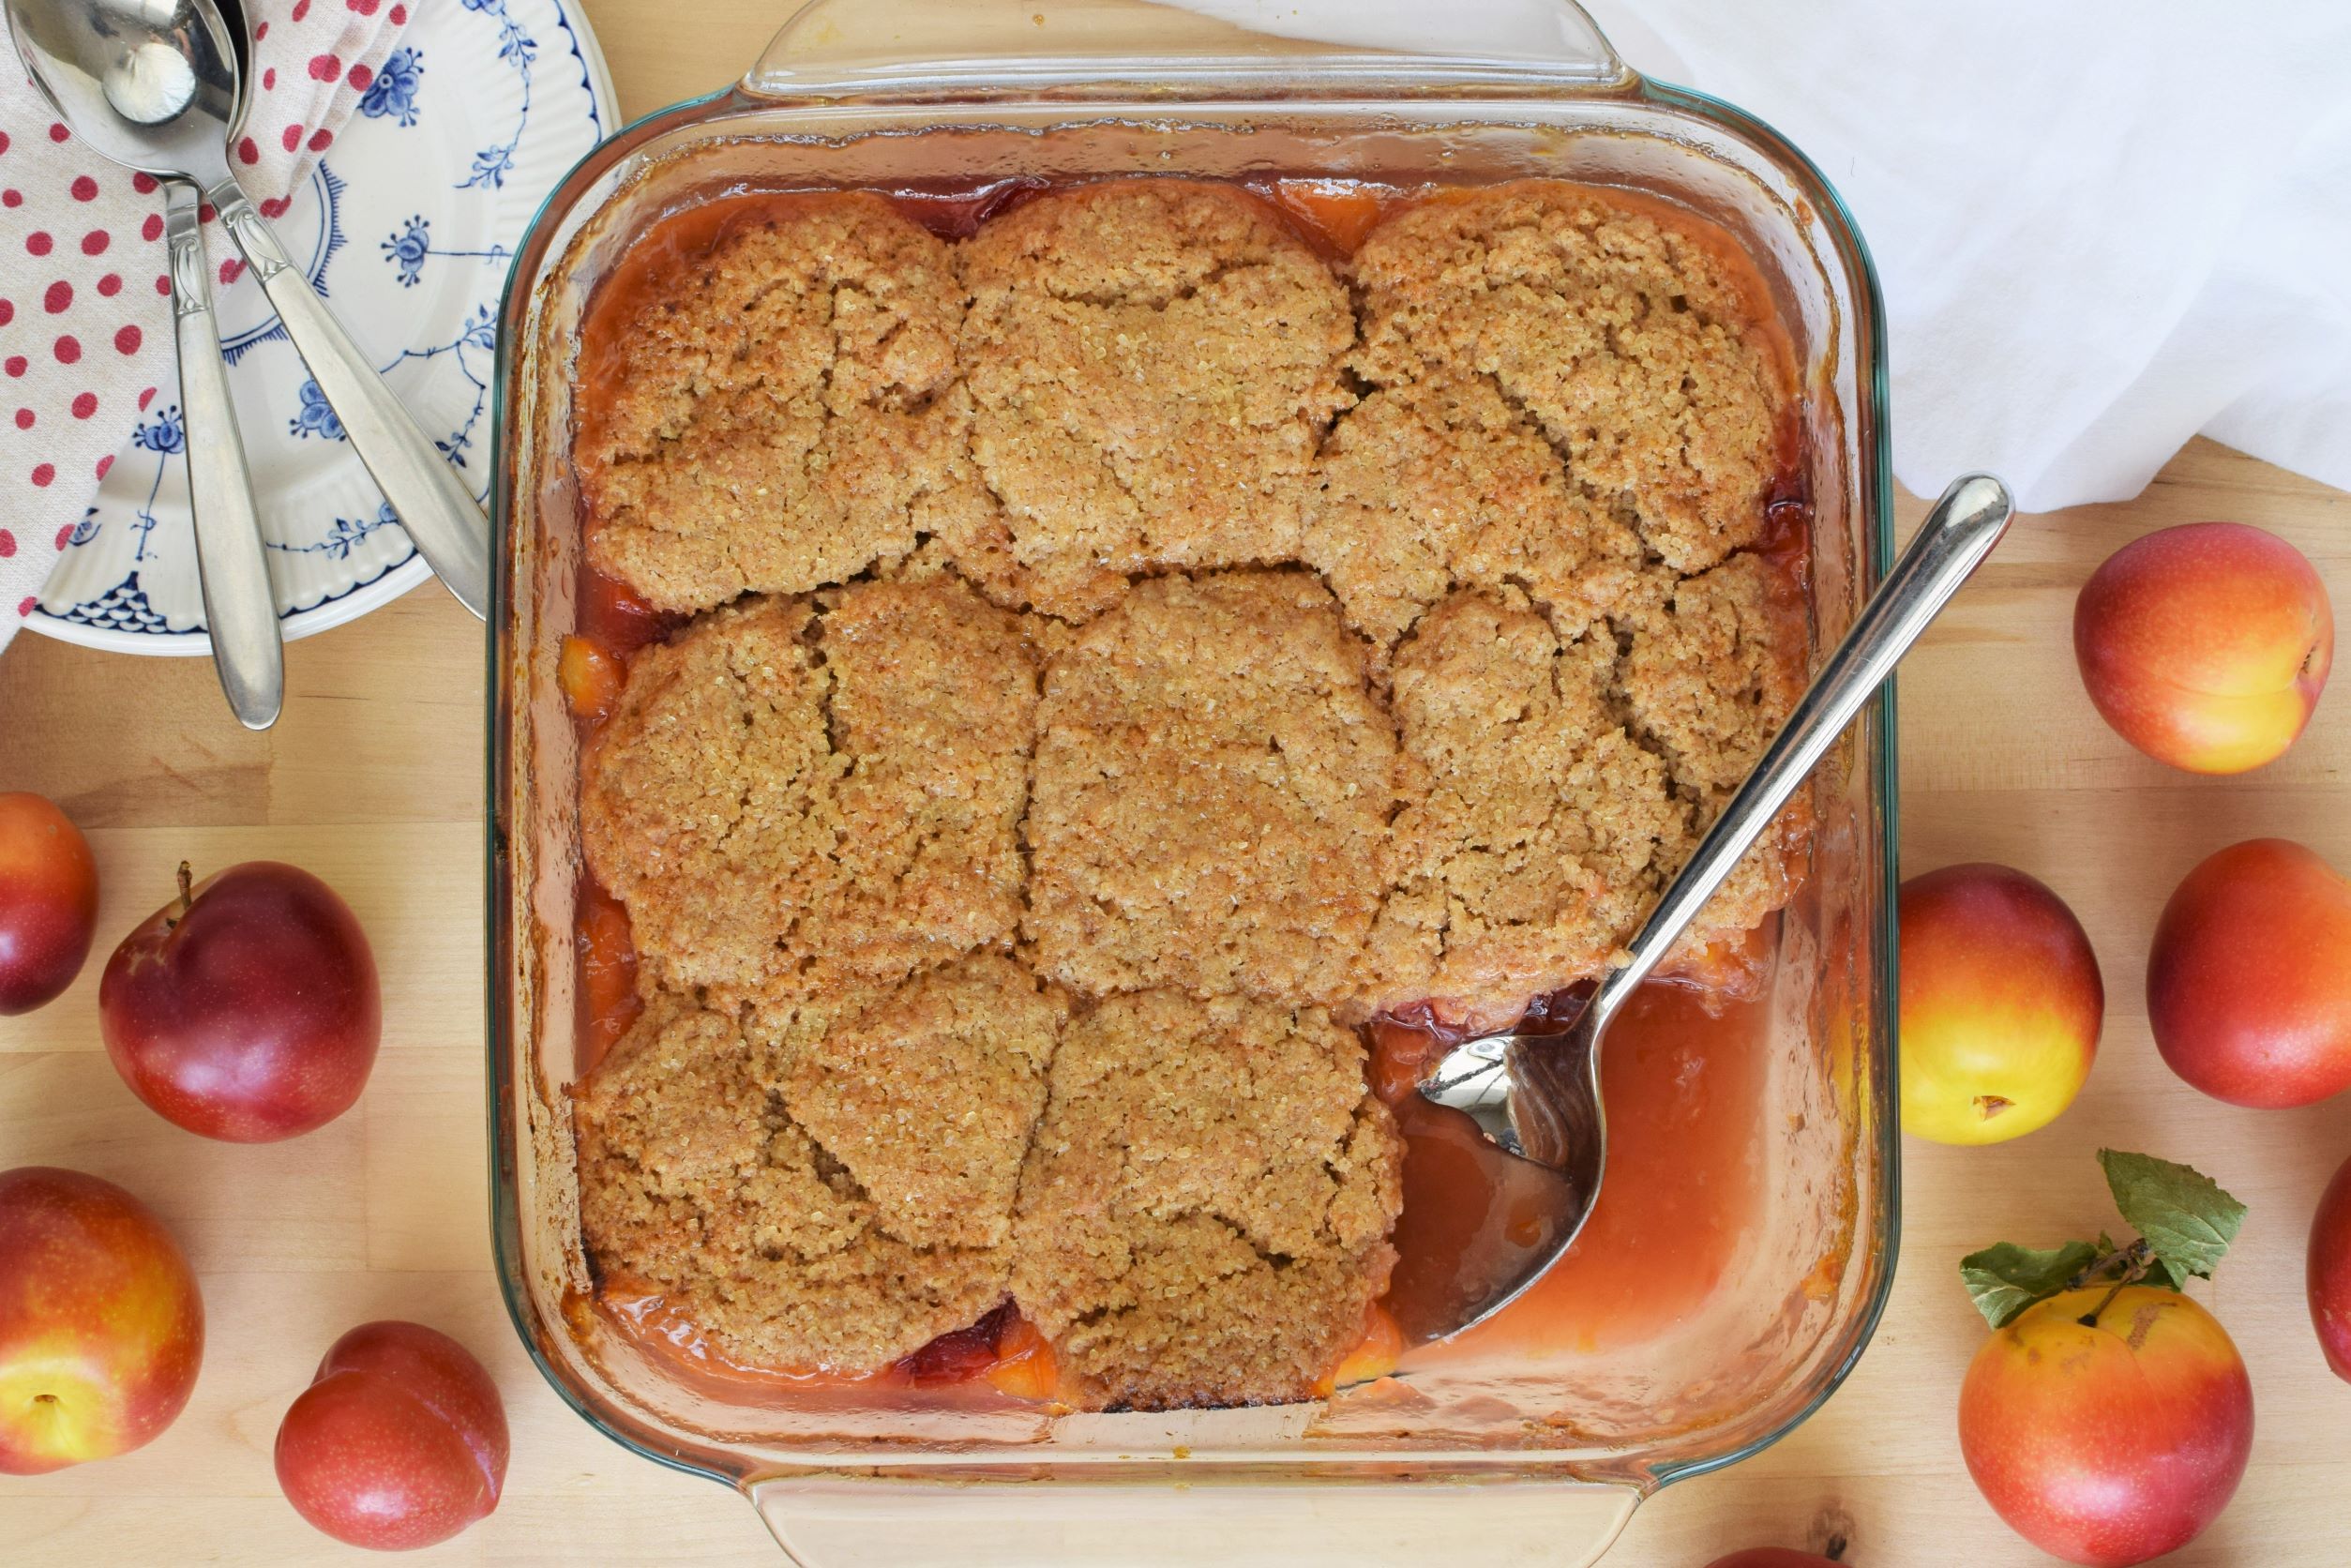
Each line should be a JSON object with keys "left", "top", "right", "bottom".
{"left": 2, "top": 4, "right": 2347, "bottom": 1560}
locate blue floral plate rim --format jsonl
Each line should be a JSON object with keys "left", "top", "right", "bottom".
{"left": 26, "top": 0, "right": 617, "bottom": 656}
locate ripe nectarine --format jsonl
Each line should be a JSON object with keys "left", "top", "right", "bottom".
{"left": 2148, "top": 838, "right": 2351, "bottom": 1108}
{"left": 275, "top": 1320, "right": 508, "bottom": 1550}
{"left": 0, "top": 1168, "right": 203, "bottom": 1474}
{"left": 2310, "top": 1152, "right": 2351, "bottom": 1381}
{"left": 0, "top": 792, "right": 99, "bottom": 1015}
{"left": 1899, "top": 863, "right": 2102, "bottom": 1144}
{"left": 2073, "top": 520, "right": 2331, "bottom": 774}
{"left": 100, "top": 861, "right": 382, "bottom": 1141}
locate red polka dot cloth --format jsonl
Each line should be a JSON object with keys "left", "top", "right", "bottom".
{"left": 0, "top": 0, "right": 411, "bottom": 649}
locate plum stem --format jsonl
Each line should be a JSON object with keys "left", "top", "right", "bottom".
{"left": 2068, "top": 1236, "right": 2149, "bottom": 1292}
{"left": 2079, "top": 1247, "right": 2151, "bottom": 1327}
{"left": 173, "top": 860, "right": 194, "bottom": 924}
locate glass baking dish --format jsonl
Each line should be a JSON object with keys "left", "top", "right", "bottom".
{"left": 487, "top": 2, "right": 1898, "bottom": 1560}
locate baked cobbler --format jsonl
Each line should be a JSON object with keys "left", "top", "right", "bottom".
{"left": 567, "top": 177, "right": 1803, "bottom": 1410}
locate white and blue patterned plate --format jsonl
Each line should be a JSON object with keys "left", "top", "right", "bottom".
{"left": 29, "top": 0, "right": 615, "bottom": 653}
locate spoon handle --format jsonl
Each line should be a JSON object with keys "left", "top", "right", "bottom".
{"left": 206, "top": 180, "right": 491, "bottom": 621}
{"left": 168, "top": 179, "right": 283, "bottom": 730}
{"left": 1603, "top": 473, "right": 2015, "bottom": 1004}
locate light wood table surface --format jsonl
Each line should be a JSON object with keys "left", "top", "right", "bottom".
{"left": 5, "top": 5, "right": 2350, "bottom": 1562}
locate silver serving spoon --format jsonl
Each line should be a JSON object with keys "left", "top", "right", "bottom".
{"left": 6, "top": 0, "right": 491, "bottom": 622}
{"left": 7, "top": 0, "right": 281, "bottom": 727}
{"left": 1411, "top": 473, "right": 2014, "bottom": 1340}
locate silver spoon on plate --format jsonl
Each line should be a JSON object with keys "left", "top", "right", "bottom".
{"left": 1405, "top": 473, "right": 2014, "bottom": 1341}
{"left": 7, "top": 0, "right": 281, "bottom": 727}
{"left": 8, "top": 0, "right": 493, "bottom": 624}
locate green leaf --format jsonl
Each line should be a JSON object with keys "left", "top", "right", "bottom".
{"left": 2099, "top": 1149, "right": 2247, "bottom": 1283}
{"left": 1959, "top": 1240, "right": 2102, "bottom": 1329}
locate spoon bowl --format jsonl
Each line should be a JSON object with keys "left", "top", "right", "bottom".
{"left": 5, "top": 0, "right": 242, "bottom": 184}
{"left": 1409, "top": 473, "right": 2016, "bottom": 1340}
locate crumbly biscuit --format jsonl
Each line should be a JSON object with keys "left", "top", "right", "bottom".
{"left": 580, "top": 577, "right": 1037, "bottom": 1000}
{"left": 1617, "top": 552, "right": 1810, "bottom": 942}
{"left": 1360, "top": 590, "right": 1687, "bottom": 1030}
{"left": 579, "top": 596, "right": 841, "bottom": 997}
{"left": 1620, "top": 553, "right": 1804, "bottom": 792}
{"left": 1301, "top": 370, "right": 1645, "bottom": 662}
{"left": 951, "top": 181, "right": 1355, "bottom": 618}
{"left": 785, "top": 955, "right": 1067, "bottom": 1252}
{"left": 815, "top": 577, "right": 1043, "bottom": 984}
{"left": 1009, "top": 990, "right": 1403, "bottom": 1410}
{"left": 575, "top": 956, "right": 1068, "bottom": 1373}
{"left": 1024, "top": 570, "right": 1400, "bottom": 1004}
{"left": 1352, "top": 181, "right": 1792, "bottom": 575}
{"left": 580, "top": 192, "right": 970, "bottom": 613}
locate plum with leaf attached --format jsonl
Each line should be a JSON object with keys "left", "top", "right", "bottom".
{"left": 1955, "top": 1150, "right": 2253, "bottom": 1568}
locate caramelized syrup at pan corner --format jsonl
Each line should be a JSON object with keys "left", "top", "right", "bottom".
{"left": 560, "top": 173, "right": 1808, "bottom": 1395}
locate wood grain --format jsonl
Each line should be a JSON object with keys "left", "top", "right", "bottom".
{"left": 3, "top": 3, "right": 2348, "bottom": 1559}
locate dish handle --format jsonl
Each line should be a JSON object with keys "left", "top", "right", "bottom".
{"left": 747, "top": 1473, "right": 1641, "bottom": 1567}
{"left": 742, "top": 0, "right": 1630, "bottom": 98}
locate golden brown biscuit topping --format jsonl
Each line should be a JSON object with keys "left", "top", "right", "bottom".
{"left": 569, "top": 176, "right": 1811, "bottom": 1405}
{"left": 1616, "top": 552, "right": 1811, "bottom": 946}
{"left": 1024, "top": 569, "right": 1401, "bottom": 1007}
{"left": 575, "top": 957, "right": 1068, "bottom": 1373}
{"left": 949, "top": 181, "right": 1356, "bottom": 619}
{"left": 580, "top": 576, "right": 1037, "bottom": 1001}
{"left": 578, "top": 596, "right": 841, "bottom": 999}
{"left": 1009, "top": 990, "right": 1403, "bottom": 1410}
{"left": 580, "top": 192, "right": 971, "bottom": 613}
{"left": 1362, "top": 589, "right": 1688, "bottom": 1032}
{"left": 1302, "top": 370, "right": 1646, "bottom": 663}
{"left": 1352, "top": 181, "right": 1792, "bottom": 576}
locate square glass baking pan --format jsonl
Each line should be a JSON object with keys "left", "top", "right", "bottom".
{"left": 487, "top": 2, "right": 1898, "bottom": 1561}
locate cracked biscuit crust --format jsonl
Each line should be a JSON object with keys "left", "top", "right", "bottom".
{"left": 1618, "top": 552, "right": 1810, "bottom": 942}
{"left": 575, "top": 956, "right": 1069, "bottom": 1373}
{"left": 1024, "top": 569, "right": 1400, "bottom": 1006}
{"left": 579, "top": 192, "right": 970, "bottom": 614}
{"left": 1351, "top": 180, "right": 1793, "bottom": 576}
{"left": 1361, "top": 589, "right": 1687, "bottom": 1031}
{"left": 579, "top": 596, "right": 836, "bottom": 998}
{"left": 949, "top": 180, "right": 1355, "bottom": 619}
{"left": 1009, "top": 990, "right": 1403, "bottom": 1410}
{"left": 1302, "top": 369, "right": 1646, "bottom": 664}
{"left": 580, "top": 577, "right": 1037, "bottom": 1000}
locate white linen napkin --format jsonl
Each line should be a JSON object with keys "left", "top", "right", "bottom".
{"left": 1579, "top": 0, "right": 2351, "bottom": 509}
{"left": 1180, "top": 0, "right": 2351, "bottom": 510}
{"left": 0, "top": 0, "right": 410, "bottom": 652}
